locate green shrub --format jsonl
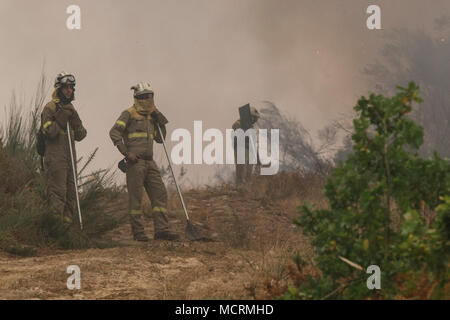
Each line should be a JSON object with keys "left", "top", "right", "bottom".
{"left": 289, "top": 82, "right": 449, "bottom": 299}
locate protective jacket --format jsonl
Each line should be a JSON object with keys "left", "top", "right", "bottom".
{"left": 41, "top": 101, "right": 87, "bottom": 160}
{"left": 109, "top": 106, "right": 167, "bottom": 160}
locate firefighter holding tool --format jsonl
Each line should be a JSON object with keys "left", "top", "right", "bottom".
{"left": 109, "top": 82, "right": 180, "bottom": 242}
{"left": 40, "top": 72, "right": 87, "bottom": 227}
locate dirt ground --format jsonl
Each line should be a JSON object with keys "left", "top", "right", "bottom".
{"left": 0, "top": 179, "right": 321, "bottom": 300}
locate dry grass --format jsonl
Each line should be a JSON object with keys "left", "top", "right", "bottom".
{"left": 158, "top": 171, "right": 329, "bottom": 299}
{"left": 129, "top": 170, "right": 329, "bottom": 298}
{"left": 0, "top": 169, "right": 332, "bottom": 299}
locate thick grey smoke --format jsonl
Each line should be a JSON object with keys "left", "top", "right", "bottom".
{"left": 0, "top": 0, "right": 448, "bottom": 185}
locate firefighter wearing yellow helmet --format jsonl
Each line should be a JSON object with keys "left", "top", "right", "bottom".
{"left": 109, "top": 82, "right": 179, "bottom": 242}
{"left": 40, "top": 72, "right": 87, "bottom": 225}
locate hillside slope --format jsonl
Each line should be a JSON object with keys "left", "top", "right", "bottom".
{"left": 0, "top": 175, "right": 324, "bottom": 299}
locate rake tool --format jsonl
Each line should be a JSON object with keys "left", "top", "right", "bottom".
{"left": 155, "top": 122, "right": 211, "bottom": 241}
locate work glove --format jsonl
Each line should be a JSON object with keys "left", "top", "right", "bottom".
{"left": 54, "top": 107, "right": 73, "bottom": 129}
{"left": 151, "top": 110, "right": 168, "bottom": 127}
{"left": 70, "top": 110, "right": 82, "bottom": 128}
{"left": 126, "top": 152, "right": 138, "bottom": 164}
{"left": 116, "top": 142, "right": 128, "bottom": 156}
{"left": 61, "top": 104, "right": 76, "bottom": 112}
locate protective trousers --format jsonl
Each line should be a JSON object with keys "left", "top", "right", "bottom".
{"left": 44, "top": 144, "right": 76, "bottom": 224}
{"left": 126, "top": 159, "right": 169, "bottom": 236}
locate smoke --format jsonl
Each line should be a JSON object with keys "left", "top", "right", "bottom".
{"left": 0, "top": 0, "right": 449, "bottom": 185}
{"left": 365, "top": 16, "right": 450, "bottom": 157}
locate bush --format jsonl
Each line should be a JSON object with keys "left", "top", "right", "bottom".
{"left": 289, "top": 82, "right": 449, "bottom": 299}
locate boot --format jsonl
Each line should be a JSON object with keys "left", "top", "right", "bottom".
{"left": 133, "top": 233, "right": 149, "bottom": 242}
{"left": 154, "top": 231, "right": 180, "bottom": 241}
{"left": 130, "top": 214, "right": 147, "bottom": 241}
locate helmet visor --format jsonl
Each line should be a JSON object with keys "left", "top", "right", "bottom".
{"left": 59, "top": 75, "right": 76, "bottom": 85}
{"left": 135, "top": 92, "right": 154, "bottom": 100}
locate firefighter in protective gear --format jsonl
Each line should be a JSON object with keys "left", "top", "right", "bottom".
{"left": 232, "top": 106, "right": 260, "bottom": 184}
{"left": 109, "top": 82, "right": 180, "bottom": 242}
{"left": 41, "top": 72, "right": 87, "bottom": 225}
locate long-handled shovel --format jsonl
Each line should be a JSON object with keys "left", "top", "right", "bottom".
{"left": 67, "top": 122, "right": 83, "bottom": 230}
{"left": 155, "top": 123, "right": 211, "bottom": 241}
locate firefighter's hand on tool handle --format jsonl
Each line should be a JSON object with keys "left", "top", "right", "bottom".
{"left": 126, "top": 151, "right": 138, "bottom": 164}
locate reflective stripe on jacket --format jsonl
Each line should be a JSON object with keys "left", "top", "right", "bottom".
{"left": 109, "top": 106, "right": 167, "bottom": 159}
{"left": 40, "top": 101, "right": 87, "bottom": 160}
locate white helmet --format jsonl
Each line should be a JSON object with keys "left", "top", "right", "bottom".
{"left": 131, "top": 82, "right": 154, "bottom": 97}
{"left": 54, "top": 72, "right": 76, "bottom": 87}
